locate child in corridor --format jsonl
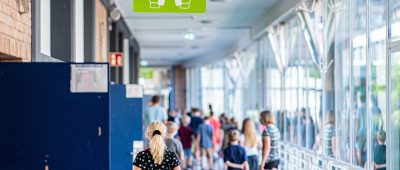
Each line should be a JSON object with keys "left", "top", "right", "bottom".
{"left": 224, "top": 129, "right": 249, "bottom": 170}
{"left": 178, "top": 115, "right": 195, "bottom": 169}
{"left": 196, "top": 116, "right": 214, "bottom": 169}
{"left": 373, "top": 130, "right": 386, "bottom": 170}
{"left": 165, "top": 122, "right": 185, "bottom": 164}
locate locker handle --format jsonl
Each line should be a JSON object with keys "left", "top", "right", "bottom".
{"left": 98, "top": 126, "right": 102, "bottom": 137}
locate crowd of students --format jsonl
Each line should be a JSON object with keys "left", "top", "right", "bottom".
{"left": 133, "top": 95, "right": 282, "bottom": 170}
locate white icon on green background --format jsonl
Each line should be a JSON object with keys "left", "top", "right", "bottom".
{"left": 134, "top": 0, "right": 205, "bottom": 13}
{"left": 149, "top": 0, "right": 192, "bottom": 9}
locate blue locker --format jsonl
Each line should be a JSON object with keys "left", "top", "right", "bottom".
{"left": 110, "top": 85, "right": 143, "bottom": 170}
{"left": 0, "top": 63, "right": 109, "bottom": 170}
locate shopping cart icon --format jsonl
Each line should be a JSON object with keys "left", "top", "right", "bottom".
{"left": 148, "top": 0, "right": 192, "bottom": 9}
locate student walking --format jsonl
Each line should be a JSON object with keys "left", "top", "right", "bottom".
{"left": 144, "top": 95, "right": 168, "bottom": 126}
{"left": 224, "top": 129, "right": 249, "bottom": 170}
{"left": 259, "top": 110, "right": 281, "bottom": 170}
{"left": 190, "top": 108, "right": 204, "bottom": 134}
{"left": 373, "top": 130, "right": 386, "bottom": 170}
{"left": 165, "top": 122, "right": 185, "bottom": 163}
{"left": 133, "top": 121, "right": 181, "bottom": 170}
{"left": 178, "top": 115, "right": 195, "bottom": 169}
{"left": 196, "top": 116, "right": 214, "bottom": 169}
{"left": 241, "top": 118, "right": 261, "bottom": 170}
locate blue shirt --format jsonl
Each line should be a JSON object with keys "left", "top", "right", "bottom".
{"left": 144, "top": 105, "right": 167, "bottom": 126}
{"left": 190, "top": 116, "right": 203, "bottom": 134}
{"left": 223, "top": 144, "right": 247, "bottom": 170}
{"left": 197, "top": 123, "right": 213, "bottom": 148}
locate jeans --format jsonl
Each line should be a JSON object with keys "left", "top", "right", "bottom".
{"left": 248, "top": 155, "right": 259, "bottom": 170}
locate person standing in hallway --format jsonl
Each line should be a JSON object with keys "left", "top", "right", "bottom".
{"left": 373, "top": 130, "right": 386, "bottom": 170}
{"left": 355, "top": 94, "right": 367, "bottom": 166}
{"left": 144, "top": 95, "right": 168, "bottom": 127}
{"left": 196, "top": 116, "right": 214, "bottom": 169}
{"left": 133, "top": 121, "right": 181, "bottom": 170}
{"left": 300, "top": 108, "right": 316, "bottom": 149}
{"left": 208, "top": 105, "right": 222, "bottom": 149}
{"left": 189, "top": 108, "right": 203, "bottom": 135}
{"left": 323, "top": 111, "right": 336, "bottom": 157}
{"left": 178, "top": 115, "right": 195, "bottom": 169}
{"left": 165, "top": 122, "right": 185, "bottom": 164}
{"left": 259, "top": 110, "right": 281, "bottom": 170}
{"left": 240, "top": 118, "right": 261, "bottom": 170}
{"left": 224, "top": 129, "right": 249, "bottom": 170}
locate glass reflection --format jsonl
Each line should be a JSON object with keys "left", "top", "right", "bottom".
{"left": 390, "top": 52, "right": 400, "bottom": 169}
{"left": 352, "top": 0, "right": 367, "bottom": 167}
{"left": 335, "top": 0, "right": 351, "bottom": 161}
{"left": 390, "top": 0, "right": 400, "bottom": 42}
{"left": 369, "top": 0, "right": 387, "bottom": 169}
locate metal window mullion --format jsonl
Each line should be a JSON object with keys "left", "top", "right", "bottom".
{"left": 366, "top": 0, "right": 372, "bottom": 169}
{"left": 385, "top": 0, "right": 391, "bottom": 168}
{"left": 334, "top": 0, "right": 340, "bottom": 159}
{"left": 349, "top": 0, "right": 355, "bottom": 165}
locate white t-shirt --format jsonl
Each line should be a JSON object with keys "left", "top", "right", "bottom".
{"left": 240, "top": 135, "right": 259, "bottom": 156}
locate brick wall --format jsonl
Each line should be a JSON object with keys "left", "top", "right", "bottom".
{"left": 0, "top": 0, "right": 31, "bottom": 62}
{"left": 95, "top": 0, "right": 108, "bottom": 62}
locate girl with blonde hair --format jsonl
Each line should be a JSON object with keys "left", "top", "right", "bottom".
{"left": 241, "top": 118, "right": 261, "bottom": 170}
{"left": 133, "top": 121, "right": 181, "bottom": 170}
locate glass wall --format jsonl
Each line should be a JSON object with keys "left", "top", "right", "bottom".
{"left": 200, "top": 65, "right": 225, "bottom": 115}
{"left": 369, "top": 0, "right": 387, "bottom": 170}
{"left": 335, "top": 0, "right": 352, "bottom": 162}
{"left": 184, "top": 0, "right": 399, "bottom": 169}
{"left": 390, "top": 52, "right": 400, "bottom": 169}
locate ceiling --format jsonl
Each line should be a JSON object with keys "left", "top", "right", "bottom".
{"left": 114, "top": 0, "right": 279, "bottom": 66}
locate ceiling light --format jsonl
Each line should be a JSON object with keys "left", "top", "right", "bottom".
{"left": 184, "top": 32, "right": 195, "bottom": 40}
{"left": 140, "top": 60, "right": 149, "bottom": 66}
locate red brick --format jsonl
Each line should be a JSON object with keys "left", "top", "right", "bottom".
{"left": 26, "top": 45, "right": 31, "bottom": 60}
{"left": 0, "top": 0, "right": 31, "bottom": 60}
{"left": 0, "top": 34, "right": 4, "bottom": 53}
{"left": 18, "top": 31, "right": 23, "bottom": 41}
{"left": 9, "top": 39, "right": 15, "bottom": 56}
{"left": 0, "top": 22, "right": 6, "bottom": 34}
{"left": 3, "top": 5, "right": 10, "bottom": 16}
{"left": 3, "top": 36, "right": 10, "bottom": 54}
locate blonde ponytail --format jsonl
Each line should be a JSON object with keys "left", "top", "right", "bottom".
{"left": 150, "top": 134, "right": 165, "bottom": 165}
{"left": 147, "top": 121, "right": 167, "bottom": 165}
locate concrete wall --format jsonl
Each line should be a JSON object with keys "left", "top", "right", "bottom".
{"left": 0, "top": 0, "right": 31, "bottom": 61}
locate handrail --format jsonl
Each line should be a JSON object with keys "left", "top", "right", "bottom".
{"left": 280, "top": 142, "right": 365, "bottom": 170}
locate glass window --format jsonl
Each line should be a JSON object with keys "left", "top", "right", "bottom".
{"left": 352, "top": 0, "right": 367, "bottom": 167}
{"left": 335, "top": 0, "right": 351, "bottom": 162}
{"left": 390, "top": 51, "right": 400, "bottom": 169}
{"left": 201, "top": 66, "right": 225, "bottom": 115}
{"left": 369, "top": 0, "right": 387, "bottom": 169}
{"left": 390, "top": 0, "right": 400, "bottom": 42}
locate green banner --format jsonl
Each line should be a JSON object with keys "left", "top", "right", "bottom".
{"left": 133, "top": 0, "right": 206, "bottom": 13}
{"left": 140, "top": 67, "right": 154, "bottom": 79}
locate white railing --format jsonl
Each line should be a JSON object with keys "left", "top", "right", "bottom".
{"left": 280, "top": 143, "right": 365, "bottom": 170}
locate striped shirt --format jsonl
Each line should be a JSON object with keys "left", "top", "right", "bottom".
{"left": 323, "top": 124, "right": 335, "bottom": 157}
{"left": 262, "top": 124, "right": 281, "bottom": 162}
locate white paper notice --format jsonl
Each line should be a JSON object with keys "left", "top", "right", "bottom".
{"left": 70, "top": 64, "right": 108, "bottom": 93}
{"left": 126, "top": 84, "right": 143, "bottom": 98}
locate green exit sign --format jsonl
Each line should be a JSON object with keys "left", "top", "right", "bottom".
{"left": 133, "top": 0, "right": 206, "bottom": 13}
